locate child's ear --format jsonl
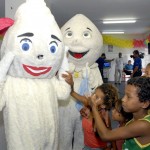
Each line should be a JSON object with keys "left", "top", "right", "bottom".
{"left": 142, "top": 100, "right": 150, "bottom": 109}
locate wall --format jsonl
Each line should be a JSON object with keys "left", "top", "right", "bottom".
{"left": 5, "top": 0, "right": 25, "bottom": 18}
{"left": 0, "top": 0, "right": 5, "bottom": 17}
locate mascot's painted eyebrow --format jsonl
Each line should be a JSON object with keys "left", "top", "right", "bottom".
{"left": 87, "top": 27, "right": 92, "bottom": 31}
{"left": 65, "top": 27, "right": 70, "bottom": 31}
{"left": 51, "top": 35, "right": 61, "bottom": 42}
{"left": 17, "top": 32, "right": 34, "bottom": 37}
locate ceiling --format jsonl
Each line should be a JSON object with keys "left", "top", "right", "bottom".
{"left": 1, "top": 0, "right": 150, "bottom": 35}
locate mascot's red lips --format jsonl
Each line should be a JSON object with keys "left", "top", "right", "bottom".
{"left": 69, "top": 50, "right": 89, "bottom": 59}
{"left": 23, "top": 64, "right": 51, "bottom": 76}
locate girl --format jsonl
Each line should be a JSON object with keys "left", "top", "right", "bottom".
{"left": 64, "top": 73, "right": 119, "bottom": 150}
{"left": 90, "top": 77, "right": 150, "bottom": 150}
{"left": 144, "top": 63, "right": 150, "bottom": 77}
{"left": 112, "top": 99, "right": 133, "bottom": 150}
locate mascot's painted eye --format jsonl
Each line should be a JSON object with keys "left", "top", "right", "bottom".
{"left": 83, "top": 31, "right": 91, "bottom": 38}
{"left": 20, "top": 38, "right": 32, "bottom": 51}
{"left": 65, "top": 31, "right": 73, "bottom": 38}
{"left": 49, "top": 42, "right": 58, "bottom": 53}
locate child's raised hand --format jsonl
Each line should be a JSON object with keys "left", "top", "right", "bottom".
{"left": 62, "top": 72, "right": 74, "bottom": 89}
{"left": 90, "top": 94, "right": 101, "bottom": 109}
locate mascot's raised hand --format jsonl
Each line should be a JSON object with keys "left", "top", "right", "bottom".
{"left": 58, "top": 46, "right": 69, "bottom": 80}
{"left": 0, "top": 52, "right": 14, "bottom": 83}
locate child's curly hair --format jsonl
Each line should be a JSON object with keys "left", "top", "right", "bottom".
{"left": 96, "top": 83, "right": 119, "bottom": 110}
{"left": 127, "top": 76, "right": 150, "bottom": 109}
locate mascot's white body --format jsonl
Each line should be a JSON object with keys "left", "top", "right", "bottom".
{"left": 59, "top": 14, "right": 103, "bottom": 150}
{"left": 0, "top": 0, "right": 70, "bottom": 150}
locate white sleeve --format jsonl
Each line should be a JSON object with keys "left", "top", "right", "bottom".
{"left": 53, "top": 77, "right": 71, "bottom": 100}
{"left": 89, "top": 66, "right": 103, "bottom": 92}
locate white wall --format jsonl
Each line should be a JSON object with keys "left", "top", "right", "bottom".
{"left": 5, "top": 0, "right": 25, "bottom": 18}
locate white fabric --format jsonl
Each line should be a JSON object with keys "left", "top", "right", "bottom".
{"left": 0, "top": 0, "right": 70, "bottom": 149}
{"left": 1, "top": 76, "right": 70, "bottom": 150}
{"left": 59, "top": 14, "right": 103, "bottom": 150}
{"left": 115, "top": 57, "right": 124, "bottom": 70}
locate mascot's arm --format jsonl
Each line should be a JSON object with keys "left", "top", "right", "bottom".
{"left": 56, "top": 46, "right": 71, "bottom": 99}
{"left": 0, "top": 51, "right": 15, "bottom": 111}
{"left": 82, "top": 63, "right": 103, "bottom": 92}
{"left": 89, "top": 67, "right": 103, "bottom": 92}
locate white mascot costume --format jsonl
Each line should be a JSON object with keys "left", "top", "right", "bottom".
{"left": 59, "top": 14, "right": 103, "bottom": 150}
{"left": 0, "top": 0, "right": 70, "bottom": 150}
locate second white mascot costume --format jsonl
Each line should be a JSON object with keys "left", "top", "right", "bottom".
{"left": 0, "top": 0, "right": 70, "bottom": 150}
{"left": 59, "top": 14, "right": 103, "bottom": 150}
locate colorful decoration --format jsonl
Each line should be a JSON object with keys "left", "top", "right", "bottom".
{"left": 102, "top": 34, "right": 150, "bottom": 48}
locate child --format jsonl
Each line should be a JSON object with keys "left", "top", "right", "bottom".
{"left": 90, "top": 77, "right": 150, "bottom": 150}
{"left": 112, "top": 99, "right": 133, "bottom": 150}
{"left": 143, "top": 63, "right": 150, "bottom": 77}
{"left": 64, "top": 73, "right": 119, "bottom": 150}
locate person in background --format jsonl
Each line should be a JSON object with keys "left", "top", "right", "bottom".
{"left": 96, "top": 53, "right": 106, "bottom": 80}
{"left": 96, "top": 53, "right": 114, "bottom": 81}
{"left": 123, "top": 60, "right": 133, "bottom": 75}
{"left": 112, "top": 99, "right": 133, "bottom": 150}
{"left": 90, "top": 77, "right": 150, "bottom": 150}
{"left": 115, "top": 52, "right": 124, "bottom": 84}
{"left": 131, "top": 50, "right": 142, "bottom": 77}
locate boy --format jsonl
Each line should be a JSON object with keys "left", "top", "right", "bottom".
{"left": 91, "top": 77, "right": 150, "bottom": 150}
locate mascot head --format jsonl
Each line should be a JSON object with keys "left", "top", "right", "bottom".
{"left": 0, "top": 0, "right": 64, "bottom": 79}
{"left": 61, "top": 14, "right": 103, "bottom": 69}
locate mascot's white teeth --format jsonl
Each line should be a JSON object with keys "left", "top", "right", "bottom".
{"left": 69, "top": 50, "right": 89, "bottom": 59}
{"left": 23, "top": 64, "right": 51, "bottom": 76}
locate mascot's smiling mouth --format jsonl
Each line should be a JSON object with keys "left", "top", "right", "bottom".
{"left": 23, "top": 64, "right": 51, "bottom": 76}
{"left": 69, "top": 50, "right": 89, "bottom": 59}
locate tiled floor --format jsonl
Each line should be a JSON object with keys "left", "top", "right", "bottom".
{"left": 109, "top": 81, "right": 126, "bottom": 98}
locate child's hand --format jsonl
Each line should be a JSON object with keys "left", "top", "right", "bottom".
{"left": 89, "top": 94, "right": 101, "bottom": 109}
{"left": 80, "top": 107, "right": 90, "bottom": 119}
{"left": 62, "top": 72, "right": 74, "bottom": 86}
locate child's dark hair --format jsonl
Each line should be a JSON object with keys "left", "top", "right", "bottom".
{"left": 115, "top": 99, "right": 133, "bottom": 122}
{"left": 127, "top": 77, "right": 150, "bottom": 109}
{"left": 96, "top": 83, "right": 119, "bottom": 110}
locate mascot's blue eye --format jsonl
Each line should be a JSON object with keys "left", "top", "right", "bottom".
{"left": 49, "top": 42, "right": 58, "bottom": 54}
{"left": 20, "top": 38, "right": 32, "bottom": 51}
{"left": 50, "top": 45, "right": 56, "bottom": 53}
{"left": 22, "top": 43, "right": 30, "bottom": 51}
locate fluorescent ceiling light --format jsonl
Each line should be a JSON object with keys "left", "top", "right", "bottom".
{"left": 103, "top": 20, "right": 136, "bottom": 24}
{"left": 102, "top": 31, "right": 124, "bottom": 34}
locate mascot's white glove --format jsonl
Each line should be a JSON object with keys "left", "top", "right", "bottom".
{"left": 58, "top": 46, "right": 69, "bottom": 80}
{"left": 82, "top": 62, "right": 90, "bottom": 79}
{"left": 0, "top": 51, "right": 15, "bottom": 82}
